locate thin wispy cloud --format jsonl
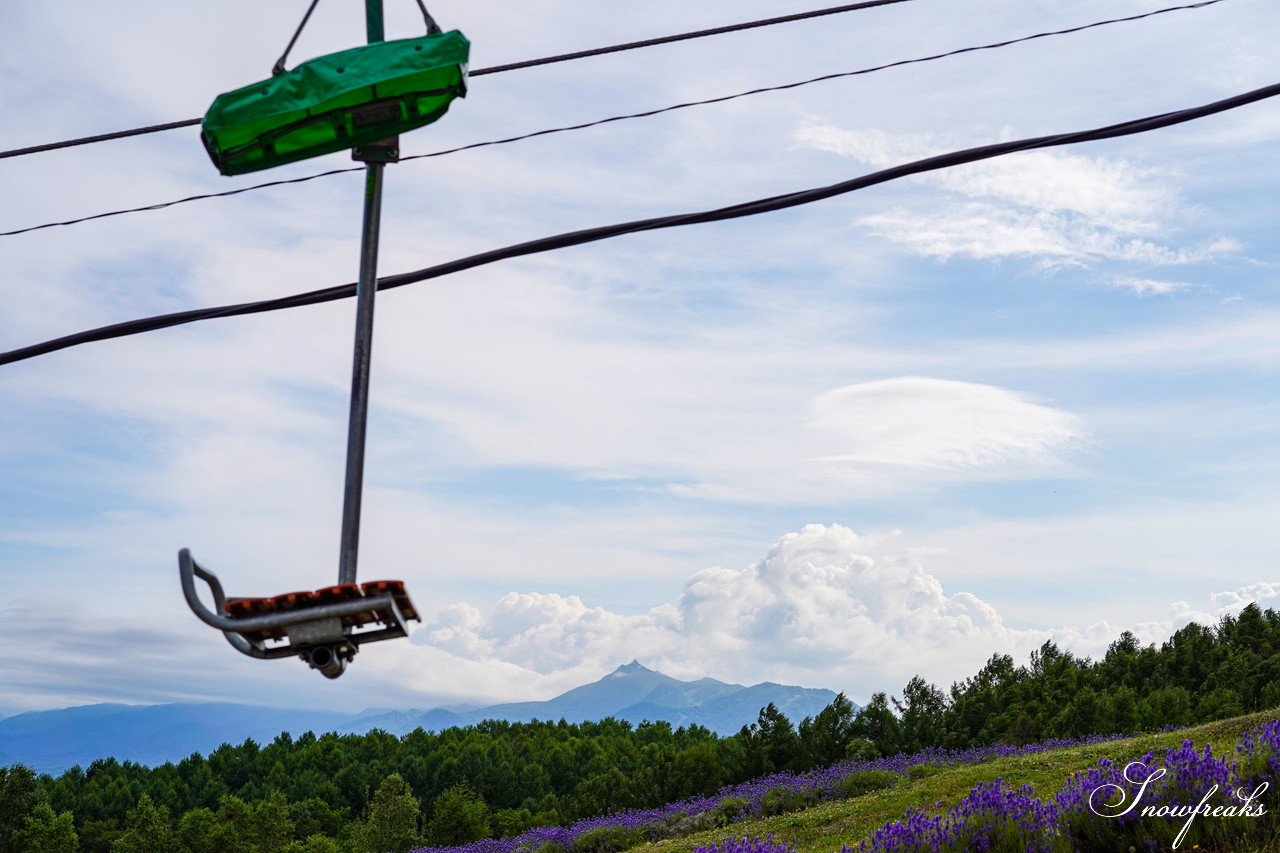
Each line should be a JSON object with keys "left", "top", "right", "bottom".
{"left": 794, "top": 124, "right": 1242, "bottom": 269}
{"left": 1109, "top": 275, "right": 1194, "bottom": 295}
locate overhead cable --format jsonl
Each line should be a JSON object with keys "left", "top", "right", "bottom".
{"left": 0, "top": 0, "right": 912, "bottom": 161}
{"left": 3, "top": 78, "right": 1277, "bottom": 368}
{"left": 0, "top": 0, "right": 1232, "bottom": 239}
{"left": 471, "top": 0, "right": 910, "bottom": 75}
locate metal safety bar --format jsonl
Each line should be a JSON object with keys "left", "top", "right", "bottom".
{"left": 179, "top": 548, "right": 417, "bottom": 678}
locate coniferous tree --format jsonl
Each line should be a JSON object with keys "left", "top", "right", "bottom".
{"left": 1105, "top": 686, "right": 1141, "bottom": 735}
{"left": 1003, "top": 711, "right": 1036, "bottom": 746}
{"left": 570, "top": 769, "right": 633, "bottom": 818}
{"left": 365, "top": 774, "right": 422, "bottom": 853}
{"left": 754, "top": 703, "right": 800, "bottom": 772}
{"left": 298, "top": 836, "right": 342, "bottom": 853}
{"left": 290, "top": 798, "right": 347, "bottom": 841}
{"left": 849, "top": 693, "right": 902, "bottom": 757}
{"left": 109, "top": 794, "right": 172, "bottom": 853}
{"left": 12, "top": 802, "right": 77, "bottom": 853}
{"left": 672, "top": 742, "right": 726, "bottom": 798}
{"left": 76, "top": 820, "right": 122, "bottom": 853}
{"left": 174, "top": 807, "right": 219, "bottom": 853}
{"left": 425, "top": 781, "right": 489, "bottom": 848}
{"left": 1139, "top": 686, "right": 1193, "bottom": 731}
{"left": 893, "top": 677, "right": 948, "bottom": 752}
{"left": 252, "top": 791, "right": 294, "bottom": 853}
{"left": 799, "top": 693, "right": 857, "bottom": 768}
{"left": 0, "top": 765, "right": 43, "bottom": 853}
{"left": 211, "top": 795, "right": 255, "bottom": 853}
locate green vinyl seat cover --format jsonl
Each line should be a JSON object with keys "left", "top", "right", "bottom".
{"left": 202, "top": 29, "right": 469, "bottom": 176}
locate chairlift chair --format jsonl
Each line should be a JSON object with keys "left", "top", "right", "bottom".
{"left": 180, "top": 0, "right": 464, "bottom": 677}
{"left": 179, "top": 549, "right": 418, "bottom": 678}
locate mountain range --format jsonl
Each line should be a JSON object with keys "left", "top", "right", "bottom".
{"left": 0, "top": 662, "right": 841, "bottom": 774}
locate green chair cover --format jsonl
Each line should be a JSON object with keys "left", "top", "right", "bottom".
{"left": 202, "top": 30, "right": 469, "bottom": 176}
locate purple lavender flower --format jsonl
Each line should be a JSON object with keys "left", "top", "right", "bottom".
{"left": 859, "top": 779, "right": 1057, "bottom": 853}
{"left": 1231, "top": 719, "right": 1280, "bottom": 845}
{"left": 1056, "top": 740, "right": 1244, "bottom": 851}
{"left": 1237, "top": 717, "right": 1280, "bottom": 786}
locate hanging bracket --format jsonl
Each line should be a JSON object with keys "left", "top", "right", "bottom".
{"left": 352, "top": 136, "right": 400, "bottom": 163}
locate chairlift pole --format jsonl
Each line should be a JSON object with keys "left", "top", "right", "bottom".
{"left": 182, "top": 0, "right": 464, "bottom": 675}
{"left": 338, "top": 0, "right": 392, "bottom": 586}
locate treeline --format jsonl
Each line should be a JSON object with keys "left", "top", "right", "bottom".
{"left": 852, "top": 601, "right": 1280, "bottom": 757}
{"left": 1, "top": 604, "right": 1277, "bottom": 853}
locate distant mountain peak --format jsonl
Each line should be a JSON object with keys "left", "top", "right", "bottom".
{"left": 610, "top": 660, "right": 652, "bottom": 675}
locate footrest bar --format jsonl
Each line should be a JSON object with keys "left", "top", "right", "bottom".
{"left": 178, "top": 548, "right": 420, "bottom": 678}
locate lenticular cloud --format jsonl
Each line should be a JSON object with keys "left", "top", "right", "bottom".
{"left": 808, "top": 377, "right": 1083, "bottom": 470}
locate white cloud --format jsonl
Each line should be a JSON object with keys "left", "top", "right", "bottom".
{"left": 1048, "top": 582, "right": 1280, "bottom": 658}
{"left": 410, "top": 524, "right": 1280, "bottom": 699}
{"left": 411, "top": 524, "right": 1024, "bottom": 693}
{"left": 5, "top": 520, "right": 1277, "bottom": 712}
{"left": 798, "top": 126, "right": 1174, "bottom": 227}
{"left": 1175, "top": 582, "right": 1280, "bottom": 627}
{"left": 794, "top": 125, "right": 1239, "bottom": 269}
{"left": 1110, "top": 276, "right": 1192, "bottom": 296}
{"left": 855, "top": 204, "right": 1231, "bottom": 268}
{"left": 807, "top": 376, "right": 1084, "bottom": 470}
{"left": 422, "top": 593, "right": 681, "bottom": 674}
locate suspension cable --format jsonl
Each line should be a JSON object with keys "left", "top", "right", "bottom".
{"left": 0, "top": 0, "right": 1232, "bottom": 239}
{"left": 0, "top": 0, "right": 914, "bottom": 161}
{"left": 3, "top": 77, "right": 1276, "bottom": 368}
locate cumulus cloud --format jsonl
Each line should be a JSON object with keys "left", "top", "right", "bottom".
{"left": 8, "top": 526, "right": 1273, "bottom": 712}
{"left": 414, "top": 524, "right": 1029, "bottom": 691}
{"left": 1172, "top": 582, "right": 1280, "bottom": 629}
{"left": 794, "top": 125, "right": 1239, "bottom": 269}
{"left": 423, "top": 593, "right": 682, "bottom": 674}
{"left": 411, "top": 524, "right": 1280, "bottom": 699}
{"left": 807, "top": 377, "right": 1084, "bottom": 470}
{"left": 1047, "top": 582, "right": 1280, "bottom": 659}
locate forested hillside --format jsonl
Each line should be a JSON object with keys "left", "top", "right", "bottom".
{"left": 2, "top": 604, "right": 1277, "bottom": 853}
{"left": 0, "top": 663, "right": 837, "bottom": 774}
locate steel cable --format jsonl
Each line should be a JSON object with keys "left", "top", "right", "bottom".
{"left": 3, "top": 78, "right": 1276, "bottom": 367}
{"left": 0, "top": 0, "right": 1231, "bottom": 239}
{"left": 0, "top": 0, "right": 913, "bottom": 160}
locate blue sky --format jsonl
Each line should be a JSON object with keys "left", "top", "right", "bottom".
{"left": 1, "top": 0, "right": 1278, "bottom": 716}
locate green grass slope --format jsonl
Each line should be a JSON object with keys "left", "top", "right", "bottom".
{"left": 645, "top": 710, "right": 1280, "bottom": 853}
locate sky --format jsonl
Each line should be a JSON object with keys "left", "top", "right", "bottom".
{"left": 1, "top": 0, "right": 1278, "bottom": 717}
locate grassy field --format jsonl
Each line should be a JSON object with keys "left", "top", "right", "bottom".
{"left": 643, "top": 710, "right": 1280, "bottom": 853}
